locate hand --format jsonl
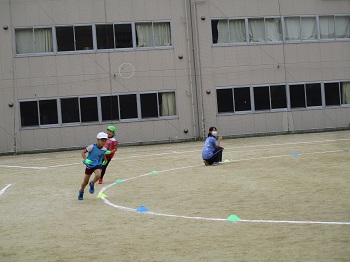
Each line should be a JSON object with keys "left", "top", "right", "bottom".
{"left": 105, "top": 150, "right": 111, "bottom": 155}
{"left": 102, "top": 160, "right": 108, "bottom": 166}
{"left": 84, "top": 159, "right": 92, "bottom": 164}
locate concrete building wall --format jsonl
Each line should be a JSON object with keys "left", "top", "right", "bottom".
{"left": 0, "top": 0, "right": 349, "bottom": 153}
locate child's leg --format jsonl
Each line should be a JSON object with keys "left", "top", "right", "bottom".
{"left": 100, "top": 160, "right": 110, "bottom": 179}
{"left": 92, "top": 168, "right": 102, "bottom": 184}
{"left": 80, "top": 174, "right": 91, "bottom": 191}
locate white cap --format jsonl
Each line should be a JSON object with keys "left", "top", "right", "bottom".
{"left": 97, "top": 132, "right": 108, "bottom": 139}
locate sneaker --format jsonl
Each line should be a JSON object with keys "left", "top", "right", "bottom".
{"left": 203, "top": 160, "right": 209, "bottom": 166}
{"left": 78, "top": 190, "right": 84, "bottom": 200}
{"left": 98, "top": 178, "right": 103, "bottom": 184}
{"left": 213, "top": 162, "right": 220, "bottom": 166}
{"left": 89, "top": 182, "right": 95, "bottom": 194}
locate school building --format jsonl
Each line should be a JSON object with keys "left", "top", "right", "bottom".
{"left": 0, "top": 0, "right": 349, "bottom": 153}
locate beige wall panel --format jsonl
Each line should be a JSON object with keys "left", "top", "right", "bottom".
{"left": 301, "top": 110, "right": 315, "bottom": 130}
{"left": 324, "top": 108, "right": 338, "bottom": 128}
{"left": 30, "top": 78, "right": 45, "bottom": 98}
{"left": 14, "top": 58, "right": 30, "bottom": 79}
{"left": 43, "top": 77, "right": 59, "bottom": 97}
{"left": 248, "top": 46, "right": 263, "bottom": 66}
{"left": 236, "top": 46, "right": 250, "bottom": 66}
{"left": 24, "top": 2, "right": 40, "bottom": 26}
{"left": 284, "top": 44, "right": 298, "bottom": 64}
{"left": 65, "top": 0, "right": 80, "bottom": 25}
{"left": 56, "top": 56, "right": 71, "bottom": 77}
{"left": 92, "top": 0, "right": 106, "bottom": 23}
{"left": 297, "top": 63, "right": 311, "bottom": 83}
{"left": 10, "top": 3, "right": 26, "bottom": 26}
{"left": 335, "top": 108, "right": 349, "bottom": 127}
{"left": 135, "top": 51, "right": 150, "bottom": 73}
{"left": 216, "top": 117, "right": 231, "bottom": 136}
{"left": 19, "top": 130, "right": 35, "bottom": 151}
{"left": 317, "top": 0, "right": 344, "bottom": 14}
{"left": 33, "top": 128, "right": 49, "bottom": 149}
{"left": 84, "top": 75, "right": 98, "bottom": 95}
{"left": 57, "top": 76, "right": 72, "bottom": 97}
{"left": 82, "top": 54, "right": 97, "bottom": 76}
{"left": 132, "top": 0, "right": 147, "bottom": 21}
{"left": 152, "top": 121, "right": 168, "bottom": 141}
{"left": 78, "top": 0, "right": 93, "bottom": 23}
{"left": 319, "top": 43, "right": 333, "bottom": 62}
{"left": 97, "top": 74, "right": 111, "bottom": 94}
{"left": 284, "top": 65, "right": 299, "bottom": 83}
{"left": 69, "top": 55, "right": 84, "bottom": 76}
{"left": 238, "top": 66, "right": 252, "bottom": 86}
{"left": 95, "top": 53, "right": 110, "bottom": 75}
{"left": 47, "top": 128, "right": 63, "bottom": 149}
{"left": 312, "top": 110, "right": 325, "bottom": 129}
{"left": 29, "top": 57, "right": 44, "bottom": 78}
{"left": 148, "top": 70, "right": 163, "bottom": 90}
{"left": 309, "top": 63, "right": 322, "bottom": 83}
{"left": 140, "top": 121, "right": 155, "bottom": 141}
{"left": 61, "top": 127, "right": 75, "bottom": 148}
{"left": 307, "top": 43, "right": 321, "bottom": 63}
{"left": 241, "top": 114, "right": 255, "bottom": 134}
{"left": 290, "top": 110, "right": 302, "bottom": 130}
{"left": 230, "top": 115, "right": 243, "bottom": 135}
{"left": 212, "top": 48, "right": 225, "bottom": 68}
{"left": 158, "top": 0, "right": 172, "bottom": 20}
{"left": 331, "top": 43, "right": 345, "bottom": 62}
{"left": 126, "top": 121, "right": 142, "bottom": 142}
{"left": 38, "top": 0, "right": 54, "bottom": 26}
{"left": 149, "top": 51, "right": 164, "bottom": 71}
{"left": 52, "top": 0, "right": 67, "bottom": 25}
{"left": 333, "top": 61, "right": 346, "bottom": 80}
{"left": 73, "top": 126, "right": 90, "bottom": 146}
{"left": 70, "top": 75, "right": 85, "bottom": 96}
{"left": 232, "top": 0, "right": 247, "bottom": 17}
{"left": 42, "top": 56, "right": 57, "bottom": 78}
{"left": 253, "top": 113, "right": 267, "bottom": 133}
{"left": 265, "top": 112, "right": 283, "bottom": 132}
{"left": 320, "top": 62, "right": 334, "bottom": 82}
{"left": 278, "top": 0, "right": 296, "bottom": 16}
{"left": 144, "top": 0, "right": 158, "bottom": 20}
{"left": 161, "top": 51, "right": 175, "bottom": 70}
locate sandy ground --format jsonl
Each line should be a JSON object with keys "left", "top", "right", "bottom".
{"left": 0, "top": 130, "right": 350, "bottom": 261}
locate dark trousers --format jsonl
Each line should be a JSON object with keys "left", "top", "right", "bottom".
{"left": 100, "top": 160, "right": 111, "bottom": 179}
{"left": 205, "top": 148, "right": 223, "bottom": 165}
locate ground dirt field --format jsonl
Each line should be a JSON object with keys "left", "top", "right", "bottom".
{"left": 1, "top": 130, "right": 350, "bottom": 262}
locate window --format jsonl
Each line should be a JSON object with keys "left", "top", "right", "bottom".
{"left": 115, "top": 24, "right": 133, "bottom": 48}
{"left": 340, "top": 82, "right": 350, "bottom": 105}
{"left": 270, "top": 85, "right": 287, "bottom": 109}
{"left": 101, "top": 95, "right": 119, "bottom": 121}
{"left": 20, "top": 101, "right": 39, "bottom": 127}
{"left": 306, "top": 83, "right": 321, "bottom": 107}
{"left": 15, "top": 27, "right": 53, "bottom": 54}
{"left": 234, "top": 87, "right": 251, "bottom": 112}
{"left": 56, "top": 25, "right": 93, "bottom": 51}
{"left": 289, "top": 84, "right": 306, "bottom": 108}
{"left": 254, "top": 86, "right": 270, "bottom": 110}
{"left": 96, "top": 24, "right": 114, "bottom": 50}
{"left": 119, "top": 94, "right": 138, "bottom": 119}
{"left": 335, "top": 16, "right": 350, "bottom": 39}
{"left": 141, "top": 93, "right": 158, "bottom": 118}
{"left": 284, "top": 16, "right": 316, "bottom": 41}
{"left": 212, "top": 19, "right": 247, "bottom": 44}
{"left": 265, "top": 18, "right": 282, "bottom": 42}
{"left": 319, "top": 16, "right": 335, "bottom": 39}
{"left": 39, "top": 100, "right": 58, "bottom": 125}
{"left": 136, "top": 22, "right": 171, "bottom": 47}
{"left": 61, "top": 98, "right": 80, "bottom": 123}
{"left": 159, "top": 92, "right": 176, "bottom": 116}
{"left": 325, "top": 82, "right": 340, "bottom": 106}
{"left": 80, "top": 97, "right": 98, "bottom": 122}
{"left": 301, "top": 17, "right": 317, "bottom": 40}
{"left": 249, "top": 18, "right": 265, "bottom": 43}
{"left": 217, "top": 89, "right": 234, "bottom": 113}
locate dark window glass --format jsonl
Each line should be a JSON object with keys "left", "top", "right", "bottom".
{"left": 61, "top": 98, "right": 80, "bottom": 123}
{"left": 80, "top": 97, "right": 98, "bottom": 122}
{"left": 119, "top": 94, "right": 137, "bottom": 119}
{"left": 270, "top": 85, "right": 287, "bottom": 109}
{"left": 101, "top": 96, "right": 119, "bottom": 121}
{"left": 234, "top": 87, "right": 251, "bottom": 111}
{"left": 75, "top": 26, "right": 93, "bottom": 50}
{"left": 306, "top": 83, "right": 322, "bottom": 107}
{"left": 39, "top": 100, "right": 58, "bottom": 125}
{"left": 141, "top": 93, "right": 158, "bottom": 118}
{"left": 20, "top": 101, "right": 39, "bottom": 127}
{"left": 290, "top": 84, "right": 306, "bottom": 108}
{"left": 211, "top": 20, "right": 219, "bottom": 44}
{"left": 254, "top": 86, "right": 270, "bottom": 110}
{"left": 217, "top": 89, "right": 233, "bottom": 113}
{"left": 115, "top": 24, "right": 133, "bottom": 48}
{"left": 325, "top": 82, "right": 340, "bottom": 106}
{"left": 56, "top": 26, "right": 74, "bottom": 51}
{"left": 96, "top": 24, "right": 114, "bottom": 49}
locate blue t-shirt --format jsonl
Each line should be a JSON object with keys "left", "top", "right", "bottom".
{"left": 202, "top": 137, "right": 218, "bottom": 160}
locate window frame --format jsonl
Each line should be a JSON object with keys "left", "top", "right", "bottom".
{"left": 135, "top": 20, "right": 172, "bottom": 49}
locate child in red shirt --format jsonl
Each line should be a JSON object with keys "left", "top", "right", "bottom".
{"left": 99, "top": 126, "right": 118, "bottom": 184}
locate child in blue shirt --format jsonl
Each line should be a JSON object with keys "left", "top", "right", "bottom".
{"left": 78, "top": 132, "right": 108, "bottom": 200}
{"left": 202, "top": 126, "right": 224, "bottom": 166}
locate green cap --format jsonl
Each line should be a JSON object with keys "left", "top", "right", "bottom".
{"left": 107, "top": 125, "right": 116, "bottom": 133}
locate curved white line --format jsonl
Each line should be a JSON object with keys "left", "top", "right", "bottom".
{"left": 0, "top": 184, "right": 12, "bottom": 196}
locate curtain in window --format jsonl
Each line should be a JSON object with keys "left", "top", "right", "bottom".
{"left": 335, "top": 16, "right": 350, "bottom": 38}
{"left": 136, "top": 23, "right": 153, "bottom": 47}
{"left": 34, "top": 28, "right": 53, "bottom": 52}
{"left": 161, "top": 92, "right": 176, "bottom": 116}
{"left": 249, "top": 18, "right": 265, "bottom": 42}
{"left": 284, "top": 17, "right": 300, "bottom": 40}
{"left": 265, "top": 18, "right": 282, "bottom": 41}
{"left": 153, "top": 22, "right": 171, "bottom": 46}
{"left": 341, "top": 82, "right": 350, "bottom": 104}
{"left": 229, "top": 20, "right": 246, "bottom": 43}
{"left": 16, "top": 29, "right": 34, "bottom": 54}
{"left": 319, "top": 16, "right": 335, "bottom": 39}
{"left": 301, "top": 17, "right": 317, "bottom": 40}
{"left": 217, "top": 20, "right": 229, "bottom": 43}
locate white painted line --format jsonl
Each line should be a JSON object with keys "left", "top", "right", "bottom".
{"left": 0, "top": 165, "right": 47, "bottom": 170}
{"left": 0, "top": 184, "right": 12, "bottom": 196}
{"left": 98, "top": 149, "right": 350, "bottom": 226}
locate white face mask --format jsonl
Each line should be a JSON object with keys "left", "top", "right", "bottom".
{"left": 212, "top": 131, "right": 217, "bottom": 136}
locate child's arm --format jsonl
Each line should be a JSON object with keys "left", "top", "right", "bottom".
{"left": 81, "top": 148, "right": 88, "bottom": 160}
